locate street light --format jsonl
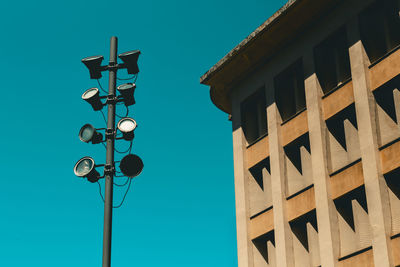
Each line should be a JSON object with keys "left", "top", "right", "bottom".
{"left": 79, "top": 124, "right": 103, "bottom": 144}
{"left": 82, "top": 55, "right": 104, "bottom": 79}
{"left": 119, "top": 154, "right": 144, "bottom": 178}
{"left": 74, "top": 156, "right": 101, "bottom": 183}
{"left": 117, "top": 117, "right": 137, "bottom": 141}
{"left": 77, "top": 37, "right": 144, "bottom": 267}
{"left": 118, "top": 50, "right": 140, "bottom": 74}
{"left": 82, "top": 87, "right": 103, "bottom": 111}
{"left": 117, "top": 83, "right": 136, "bottom": 106}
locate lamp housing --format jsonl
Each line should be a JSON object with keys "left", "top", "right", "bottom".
{"left": 119, "top": 154, "right": 143, "bottom": 178}
{"left": 118, "top": 50, "right": 140, "bottom": 74}
{"left": 117, "top": 83, "right": 136, "bottom": 106}
{"left": 81, "top": 55, "right": 104, "bottom": 79}
{"left": 82, "top": 87, "right": 103, "bottom": 111}
{"left": 74, "top": 156, "right": 101, "bottom": 183}
{"left": 79, "top": 124, "right": 103, "bottom": 144}
{"left": 117, "top": 118, "right": 137, "bottom": 141}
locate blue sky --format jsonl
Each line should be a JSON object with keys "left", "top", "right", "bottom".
{"left": 0, "top": 0, "right": 286, "bottom": 266}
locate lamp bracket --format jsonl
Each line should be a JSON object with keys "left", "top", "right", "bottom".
{"left": 105, "top": 129, "right": 116, "bottom": 139}
{"left": 100, "top": 64, "right": 126, "bottom": 71}
{"left": 107, "top": 64, "right": 118, "bottom": 71}
{"left": 104, "top": 164, "right": 115, "bottom": 176}
{"left": 106, "top": 94, "right": 118, "bottom": 104}
{"left": 116, "top": 63, "right": 127, "bottom": 69}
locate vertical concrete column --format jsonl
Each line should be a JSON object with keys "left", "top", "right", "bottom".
{"left": 348, "top": 34, "right": 393, "bottom": 266}
{"left": 304, "top": 53, "right": 340, "bottom": 266}
{"left": 267, "top": 103, "right": 295, "bottom": 267}
{"left": 232, "top": 103, "right": 254, "bottom": 267}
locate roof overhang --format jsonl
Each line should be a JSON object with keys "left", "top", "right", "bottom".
{"left": 200, "top": 0, "right": 341, "bottom": 114}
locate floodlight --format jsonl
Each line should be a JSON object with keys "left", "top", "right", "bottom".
{"left": 119, "top": 154, "right": 143, "bottom": 178}
{"left": 118, "top": 50, "right": 140, "bottom": 74}
{"left": 82, "top": 87, "right": 103, "bottom": 111}
{"left": 79, "top": 124, "right": 103, "bottom": 144}
{"left": 82, "top": 55, "right": 104, "bottom": 79}
{"left": 74, "top": 156, "right": 101, "bottom": 183}
{"left": 117, "top": 117, "right": 137, "bottom": 140}
{"left": 117, "top": 83, "right": 136, "bottom": 106}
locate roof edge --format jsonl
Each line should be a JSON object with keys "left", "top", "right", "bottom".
{"left": 200, "top": 0, "right": 297, "bottom": 85}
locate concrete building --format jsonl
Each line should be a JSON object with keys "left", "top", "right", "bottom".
{"left": 200, "top": 0, "right": 400, "bottom": 266}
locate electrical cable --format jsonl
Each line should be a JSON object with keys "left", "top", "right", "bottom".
{"left": 124, "top": 105, "right": 129, "bottom": 117}
{"left": 115, "top": 105, "right": 129, "bottom": 119}
{"left": 100, "top": 110, "right": 107, "bottom": 124}
{"left": 97, "top": 79, "right": 108, "bottom": 94}
{"left": 114, "top": 141, "right": 132, "bottom": 154}
{"left": 97, "top": 181, "right": 105, "bottom": 203}
{"left": 117, "top": 75, "right": 135, "bottom": 81}
{"left": 114, "top": 178, "right": 129, "bottom": 187}
{"left": 113, "top": 178, "right": 132, "bottom": 208}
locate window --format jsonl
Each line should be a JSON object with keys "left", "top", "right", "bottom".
{"left": 314, "top": 26, "right": 351, "bottom": 94}
{"left": 241, "top": 89, "right": 267, "bottom": 144}
{"left": 274, "top": 59, "right": 306, "bottom": 122}
{"left": 359, "top": 0, "right": 400, "bottom": 63}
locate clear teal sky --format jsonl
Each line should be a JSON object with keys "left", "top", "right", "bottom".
{"left": 0, "top": 0, "right": 286, "bottom": 266}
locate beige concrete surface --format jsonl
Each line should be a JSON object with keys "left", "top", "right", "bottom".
{"left": 267, "top": 103, "right": 295, "bottom": 267}
{"left": 249, "top": 209, "right": 274, "bottom": 240}
{"left": 338, "top": 249, "right": 374, "bottom": 267}
{"left": 287, "top": 187, "right": 315, "bottom": 222}
{"left": 247, "top": 136, "right": 269, "bottom": 169}
{"left": 370, "top": 47, "right": 400, "bottom": 91}
{"left": 232, "top": 126, "right": 254, "bottom": 267}
{"left": 380, "top": 139, "right": 400, "bottom": 174}
{"left": 322, "top": 80, "right": 354, "bottom": 120}
{"left": 305, "top": 71, "right": 340, "bottom": 267}
{"left": 281, "top": 110, "right": 308, "bottom": 147}
{"left": 349, "top": 40, "right": 393, "bottom": 266}
{"left": 330, "top": 161, "right": 364, "bottom": 199}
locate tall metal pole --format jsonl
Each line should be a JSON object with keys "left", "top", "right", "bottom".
{"left": 103, "top": 36, "right": 117, "bottom": 267}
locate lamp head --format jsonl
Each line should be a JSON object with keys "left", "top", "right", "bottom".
{"left": 73, "top": 156, "right": 101, "bottom": 183}
{"left": 117, "top": 83, "right": 136, "bottom": 106}
{"left": 81, "top": 55, "right": 104, "bottom": 79}
{"left": 79, "top": 124, "right": 103, "bottom": 144}
{"left": 119, "top": 154, "right": 143, "bottom": 178}
{"left": 82, "top": 87, "right": 103, "bottom": 111}
{"left": 118, "top": 50, "right": 140, "bottom": 74}
{"left": 117, "top": 117, "right": 137, "bottom": 141}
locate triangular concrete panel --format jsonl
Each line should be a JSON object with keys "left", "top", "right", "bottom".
{"left": 352, "top": 199, "right": 372, "bottom": 249}
{"left": 375, "top": 103, "right": 400, "bottom": 147}
{"left": 249, "top": 167, "right": 272, "bottom": 216}
{"left": 343, "top": 119, "right": 361, "bottom": 164}
{"left": 292, "top": 230, "right": 311, "bottom": 267}
{"left": 337, "top": 208, "right": 358, "bottom": 257}
{"left": 327, "top": 130, "right": 349, "bottom": 173}
{"left": 306, "top": 222, "right": 320, "bottom": 267}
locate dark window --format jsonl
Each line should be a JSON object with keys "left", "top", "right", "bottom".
{"left": 359, "top": 0, "right": 400, "bottom": 63}
{"left": 274, "top": 59, "right": 306, "bottom": 122}
{"left": 314, "top": 27, "right": 351, "bottom": 94}
{"left": 241, "top": 89, "right": 267, "bottom": 144}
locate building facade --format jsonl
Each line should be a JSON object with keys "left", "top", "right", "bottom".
{"left": 200, "top": 0, "right": 400, "bottom": 266}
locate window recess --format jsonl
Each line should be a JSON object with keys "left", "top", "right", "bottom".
{"left": 314, "top": 26, "right": 351, "bottom": 95}
{"left": 274, "top": 59, "right": 306, "bottom": 122}
{"left": 241, "top": 89, "right": 268, "bottom": 144}
{"left": 359, "top": 0, "right": 400, "bottom": 64}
